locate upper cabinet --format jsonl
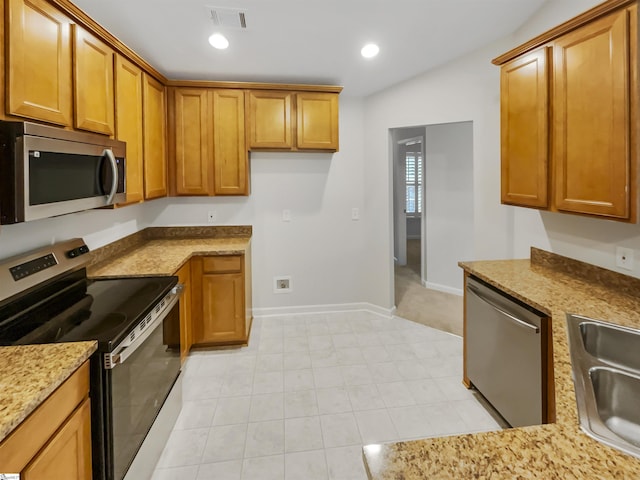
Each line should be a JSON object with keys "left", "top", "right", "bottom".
{"left": 247, "top": 90, "right": 339, "bottom": 152}
{"left": 73, "top": 26, "right": 115, "bottom": 135}
{"left": 3, "top": 0, "right": 342, "bottom": 204}
{"left": 171, "top": 88, "right": 213, "bottom": 196}
{"left": 494, "top": 1, "right": 638, "bottom": 222}
{"left": 6, "top": 0, "right": 73, "bottom": 126}
{"left": 143, "top": 73, "right": 168, "bottom": 200}
{"left": 247, "top": 90, "right": 293, "bottom": 149}
{"left": 212, "top": 89, "right": 248, "bottom": 195}
{"left": 170, "top": 87, "right": 247, "bottom": 196}
{"left": 296, "top": 92, "right": 339, "bottom": 151}
{"left": 114, "top": 55, "right": 144, "bottom": 204}
{"left": 553, "top": 9, "right": 632, "bottom": 219}
{"left": 500, "top": 48, "right": 549, "bottom": 208}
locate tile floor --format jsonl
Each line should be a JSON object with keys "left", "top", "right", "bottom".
{"left": 151, "top": 311, "right": 502, "bottom": 480}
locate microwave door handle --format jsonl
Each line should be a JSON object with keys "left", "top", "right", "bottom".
{"left": 103, "top": 148, "right": 118, "bottom": 205}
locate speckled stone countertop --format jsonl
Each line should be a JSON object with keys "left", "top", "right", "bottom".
{"left": 86, "top": 226, "right": 251, "bottom": 278}
{"left": 0, "top": 341, "right": 97, "bottom": 443}
{"left": 363, "top": 248, "right": 640, "bottom": 479}
{"left": 87, "top": 237, "right": 250, "bottom": 278}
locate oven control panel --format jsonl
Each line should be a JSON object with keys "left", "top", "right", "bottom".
{"left": 0, "top": 238, "right": 90, "bottom": 303}
{"left": 10, "top": 253, "right": 58, "bottom": 280}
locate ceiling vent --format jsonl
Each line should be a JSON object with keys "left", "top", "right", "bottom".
{"left": 207, "top": 6, "right": 247, "bottom": 29}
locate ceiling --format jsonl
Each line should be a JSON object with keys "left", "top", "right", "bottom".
{"left": 71, "top": 0, "right": 547, "bottom": 97}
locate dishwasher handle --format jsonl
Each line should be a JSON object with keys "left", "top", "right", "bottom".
{"left": 467, "top": 284, "right": 540, "bottom": 333}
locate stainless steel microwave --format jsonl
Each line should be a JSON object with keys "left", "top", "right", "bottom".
{"left": 0, "top": 121, "right": 126, "bottom": 224}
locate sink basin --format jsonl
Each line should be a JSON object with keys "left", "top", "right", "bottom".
{"left": 579, "top": 320, "right": 640, "bottom": 373}
{"left": 566, "top": 314, "right": 640, "bottom": 458}
{"left": 590, "top": 367, "right": 640, "bottom": 447}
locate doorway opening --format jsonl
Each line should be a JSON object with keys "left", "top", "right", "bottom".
{"left": 391, "top": 122, "right": 474, "bottom": 336}
{"left": 397, "top": 136, "right": 424, "bottom": 276}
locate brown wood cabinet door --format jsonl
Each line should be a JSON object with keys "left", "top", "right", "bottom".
{"left": 115, "top": 55, "right": 144, "bottom": 204}
{"left": 296, "top": 92, "right": 339, "bottom": 151}
{"left": 198, "top": 272, "right": 245, "bottom": 344}
{"left": 191, "top": 256, "right": 246, "bottom": 345}
{"left": 6, "top": 0, "right": 72, "bottom": 125}
{"left": 173, "top": 89, "right": 213, "bottom": 195}
{"left": 73, "top": 26, "right": 115, "bottom": 135}
{"left": 177, "top": 261, "right": 192, "bottom": 363}
{"left": 22, "top": 399, "right": 92, "bottom": 480}
{"left": 212, "top": 90, "right": 248, "bottom": 195}
{"left": 143, "top": 73, "right": 168, "bottom": 199}
{"left": 500, "top": 48, "right": 549, "bottom": 208}
{"left": 247, "top": 90, "right": 293, "bottom": 149}
{"left": 553, "top": 9, "right": 631, "bottom": 219}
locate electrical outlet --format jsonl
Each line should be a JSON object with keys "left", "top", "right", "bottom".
{"left": 351, "top": 208, "right": 360, "bottom": 220}
{"left": 616, "top": 247, "right": 634, "bottom": 270}
{"left": 282, "top": 210, "right": 291, "bottom": 222}
{"left": 274, "top": 276, "right": 292, "bottom": 293}
{"left": 207, "top": 211, "right": 216, "bottom": 224}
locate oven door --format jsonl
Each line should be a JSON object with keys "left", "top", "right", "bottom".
{"left": 20, "top": 135, "right": 126, "bottom": 223}
{"left": 102, "top": 301, "right": 181, "bottom": 480}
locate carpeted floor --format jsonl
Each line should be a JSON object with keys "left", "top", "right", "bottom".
{"left": 394, "top": 239, "right": 463, "bottom": 337}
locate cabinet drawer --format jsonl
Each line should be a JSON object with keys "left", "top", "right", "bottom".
{"left": 202, "top": 255, "right": 242, "bottom": 273}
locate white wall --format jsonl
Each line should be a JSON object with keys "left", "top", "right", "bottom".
{"left": 424, "top": 122, "right": 474, "bottom": 294}
{"left": 0, "top": 202, "right": 158, "bottom": 259}
{"left": 361, "top": 0, "right": 614, "bottom": 309}
{"left": 152, "top": 99, "right": 367, "bottom": 310}
{"left": 0, "top": 98, "right": 369, "bottom": 312}
{"left": 363, "top": 39, "right": 509, "bottom": 308}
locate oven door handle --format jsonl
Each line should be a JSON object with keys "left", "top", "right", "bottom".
{"left": 104, "top": 284, "right": 182, "bottom": 369}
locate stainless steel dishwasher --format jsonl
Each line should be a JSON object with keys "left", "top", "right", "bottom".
{"left": 466, "top": 275, "right": 548, "bottom": 428}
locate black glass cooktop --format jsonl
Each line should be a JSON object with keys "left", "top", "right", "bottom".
{"left": 0, "top": 268, "right": 177, "bottom": 352}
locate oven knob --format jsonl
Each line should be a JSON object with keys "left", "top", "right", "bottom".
{"left": 66, "top": 245, "right": 89, "bottom": 258}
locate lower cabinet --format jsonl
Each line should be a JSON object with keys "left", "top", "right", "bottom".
{"left": 191, "top": 254, "right": 251, "bottom": 346}
{"left": 22, "top": 399, "right": 92, "bottom": 480}
{"left": 0, "top": 361, "right": 92, "bottom": 479}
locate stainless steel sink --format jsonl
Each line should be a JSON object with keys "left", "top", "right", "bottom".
{"left": 566, "top": 314, "right": 640, "bottom": 458}
{"left": 590, "top": 367, "right": 640, "bottom": 447}
{"left": 579, "top": 320, "right": 640, "bottom": 373}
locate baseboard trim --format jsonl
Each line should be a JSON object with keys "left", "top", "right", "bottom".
{"left": 423, "top": 281, "right": 463, "bottom": 296}
{"left": 253, "top": 302, "right": 394, "bottom": 318}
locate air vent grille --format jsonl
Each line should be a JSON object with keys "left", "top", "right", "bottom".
{"left": 208, "top": 6, "right": 248, "bottom": 29}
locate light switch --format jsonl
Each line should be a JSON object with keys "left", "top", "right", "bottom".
{"left": 282, "top": 209, "right": 291, "bottom": 222}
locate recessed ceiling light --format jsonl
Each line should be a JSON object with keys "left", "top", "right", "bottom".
{"left": 361, "top": 43, "right": 379, "bottom": 59}
{"left": 208, "top": 33, "right": 229, "bottom": 49}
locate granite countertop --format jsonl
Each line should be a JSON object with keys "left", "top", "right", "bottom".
{"left": 87, "top": 236, "right": 250, "bottom": 278}
{"left": 0, "top": 341, "right": 97, "bottom": 444}
{"left": 363, "top": 249, "right": 640, "bottom": 479}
